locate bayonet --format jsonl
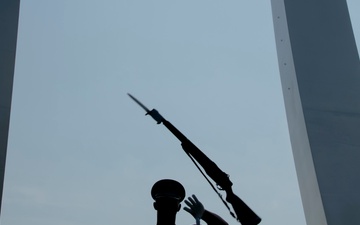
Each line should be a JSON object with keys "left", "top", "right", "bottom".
{"left": 127, "top": 93, "right": 164, "bottom": 124}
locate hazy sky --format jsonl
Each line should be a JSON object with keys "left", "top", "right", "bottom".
{"left": 2, "top": 1, "right": 360, "bottom": 225}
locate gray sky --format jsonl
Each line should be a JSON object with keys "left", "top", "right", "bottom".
{"left": 2, "top": 1, "right": 360, "bottom": 225}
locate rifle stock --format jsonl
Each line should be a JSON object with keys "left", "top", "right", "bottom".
{"left": 226, "top": 188, "right": 262, "bottom": 225}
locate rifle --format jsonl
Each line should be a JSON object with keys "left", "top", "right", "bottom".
{"left": 128, "top": 93, "right": 261, "bottom": 225}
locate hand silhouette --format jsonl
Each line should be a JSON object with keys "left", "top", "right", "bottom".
{"left": 184, "top": 195, "right": 205, "bottom": 225}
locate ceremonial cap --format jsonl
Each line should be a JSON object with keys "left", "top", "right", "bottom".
{"left": 151, "top": 179, "right": 185, "bottom": 201}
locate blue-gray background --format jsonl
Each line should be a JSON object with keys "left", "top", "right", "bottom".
{"left": 3, "top": 1, "right": 359, "bottom": 225}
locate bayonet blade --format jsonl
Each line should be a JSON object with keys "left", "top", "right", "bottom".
{"left": 127, "top": 93, "right": 151, "bottom": 113}
{"left": 128, "top": 93, "right": 164, "bottom": 124}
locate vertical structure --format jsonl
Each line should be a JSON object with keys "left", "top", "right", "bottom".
{"left": 0, "top": 0, "right": 21, "bottom": 214}
{"left": 271, "top": 0, "right": 360, "bottom": 225}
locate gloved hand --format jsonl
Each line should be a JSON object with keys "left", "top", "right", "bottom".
{"left": 183, "top": 195, "right": 205, "bottom": 225}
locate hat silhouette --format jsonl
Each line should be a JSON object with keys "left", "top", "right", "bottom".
{"left": 151, "top": 179, "right": 185, "bottom": 201}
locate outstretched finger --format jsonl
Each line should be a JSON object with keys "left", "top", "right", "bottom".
{"left": 188, "top": 196, "right": 196, "bottom": 205}
{"left": 184, "top": 199, "right": 193, "bottom": 208}
{"left": 183, "top": 206, "right": 193, "bottom": 215}
{"left": 192, "top": 194, "right": 199, "bottom": 204}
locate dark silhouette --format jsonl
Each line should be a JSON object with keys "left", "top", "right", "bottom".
{"left": 151, "top": 179, "right": 185, "bottom": 225}
{"left": 151, "top": 179, "right": 229, "bottom": 225}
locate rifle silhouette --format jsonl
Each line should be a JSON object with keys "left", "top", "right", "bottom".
{"left": 128, "top": 93, "right": 261, "bottom": 225}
